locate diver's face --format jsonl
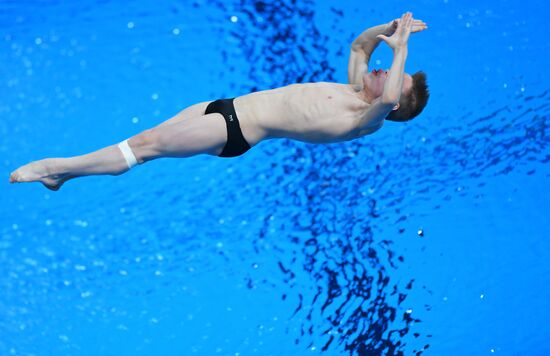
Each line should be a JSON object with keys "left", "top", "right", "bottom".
{"left": 364, "top": 69, "right": 413, "bottom": 100}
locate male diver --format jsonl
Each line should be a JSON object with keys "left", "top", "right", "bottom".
{"left": 10, "top": 12, "right": 429, "bottom": 191}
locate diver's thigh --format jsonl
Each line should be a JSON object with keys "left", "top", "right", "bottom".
{"left": 156, "top": 101, "right": 211, "bottom": 128}
{"left": 154, "top": 113, "right": 227, "bottom": 157}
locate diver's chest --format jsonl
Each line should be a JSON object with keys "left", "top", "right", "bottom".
{"left": 297, "top": 90, "right": 361, "bottom": 117}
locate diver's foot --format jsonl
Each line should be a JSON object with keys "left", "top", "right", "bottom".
{"left": 9, "top": 159, "right": 72, "bottom": 191}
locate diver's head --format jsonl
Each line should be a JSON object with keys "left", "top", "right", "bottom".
{"left": 363, "top": 70, "right": 429, "bottom": 122}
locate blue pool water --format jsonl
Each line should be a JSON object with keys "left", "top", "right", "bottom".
{"left": 1, "top": 0, "right": 549, "bottom": 355}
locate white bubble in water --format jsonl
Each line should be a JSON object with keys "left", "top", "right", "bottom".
{"left": 132, "top": 116, "right": 139, "bottom": 124}
{"left": 127, "top": 21, "right": 135, "bottom": 29}
{"left": 230, "top": 16, "right": 238, "bottom": 23}
{"left": 151, "top": 93, "right": 159, "bottom": 100}
{"left": 35, "top": 37, "right": 42, "bottom": 45}
{"left": 74, "top": 219, "right": 88, "bottom": 227}
{"left": 173, "top": 28, "right": 180, "bottom": 35}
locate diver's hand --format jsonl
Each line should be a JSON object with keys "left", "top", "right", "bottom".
{"left": 384, "top": 17, "right": 427, "bottom": 37}
{"left": 377, "top": 12, "right": 414, "bottom": 51}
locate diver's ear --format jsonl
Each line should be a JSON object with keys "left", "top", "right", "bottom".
{"left": 392, "top": 103, "right": 400, "bottom": 111}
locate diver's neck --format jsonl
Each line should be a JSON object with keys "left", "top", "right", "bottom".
{"left": 352, "top": 85, "right": 377, "bottom": 104}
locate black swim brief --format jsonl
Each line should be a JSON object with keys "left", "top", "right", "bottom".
{"left": 205, "top": 98, "right": 251, "bottom": 158}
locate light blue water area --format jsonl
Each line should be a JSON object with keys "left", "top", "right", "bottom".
{"left": 1, "top": 0, "right": 549, "bottom": 355}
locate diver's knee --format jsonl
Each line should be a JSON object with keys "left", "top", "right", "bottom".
{"left": 129, "top": 129, "right": 161, "bottom": 163}
{"left": 134, "top": 129, "right": 159, "bottom": 147}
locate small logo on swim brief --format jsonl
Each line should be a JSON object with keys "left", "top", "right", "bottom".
{"left": 229, "top": 114, "right": 234, "bottom": 122}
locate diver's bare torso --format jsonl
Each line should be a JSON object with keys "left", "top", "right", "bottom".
{"left": 231, "top": 82, "right": 382, "bottom": 146}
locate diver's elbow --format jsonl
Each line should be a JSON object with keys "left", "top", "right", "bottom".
{"left": 380, "top": 95, "right": 399, "bottom": 106}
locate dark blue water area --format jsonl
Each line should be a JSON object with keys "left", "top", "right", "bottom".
{"left": 1, "top": 0, "right": 549, "bottom": 355}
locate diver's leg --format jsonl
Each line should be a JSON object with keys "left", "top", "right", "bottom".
{"left": 155, "top": 101, "right": 210, "bottom": 128}
{"left": 9, "top": 113, "right": 228, "bottom": 191}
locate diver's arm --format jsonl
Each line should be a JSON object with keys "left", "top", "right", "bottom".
{"left": 381, "top": 48, "right": 408, "bottom": 104}
{"left": 348, "top": 24, "right": 388, "bottom": 85}
{"left": 376, "top": 12, "right": 413, "bottom": 103}
{"left": 355, "top": 50, "right": 407, "bottom": 132}
{"left": 356, "top": 14, "right": 412, "bottom": 131}
{"left": 348, "top": 18, "right": 427, "bottom": 85}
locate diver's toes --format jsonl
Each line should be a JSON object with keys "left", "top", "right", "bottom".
{"left": 9, "top": 172, "right": 17, "bottom": 183}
